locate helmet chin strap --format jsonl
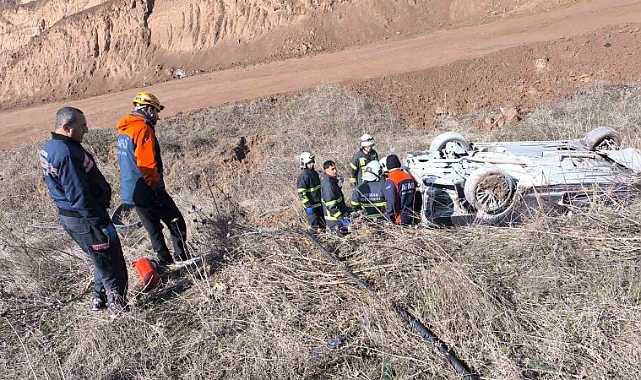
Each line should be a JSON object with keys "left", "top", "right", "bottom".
{"left": 134, "top": 105, "right": 158, "bottom": 125}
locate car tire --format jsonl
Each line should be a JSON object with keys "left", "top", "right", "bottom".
{"left": 429, "top": 132, "right": 471, "bottom": 155}
{"left": 464, "top": 166, "right": 517, "bottom": 225}
{"left": 582, "top": 126, "right": 620, "bottom": 150}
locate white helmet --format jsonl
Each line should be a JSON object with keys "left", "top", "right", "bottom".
{"left": 379, "top": 156, "right": 389, "bottom": 174}
{"left": 360, "top": 134, "right": 375, "bottom": 148}
{"left": 300, "top": 152, "right": 315, "bottom": 169}
{"left": 362, "top": 160, "right": 382, "bottom": 182}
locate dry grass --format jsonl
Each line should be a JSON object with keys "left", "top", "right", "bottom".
{"left": 0, "top": 85, "right": 640, "bottom": 379}
{"left": 435, "top": 83, "right": 641, "bottom": 146}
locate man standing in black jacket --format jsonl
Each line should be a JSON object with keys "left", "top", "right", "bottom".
{"left": 349, "top": 134, "right": 379, "bottom": 208}
{"left": 40, "top": 107, "right": 128, "bottom": 316}
{"left": 321, "top": 160, "right": 351, "bottom": 232}
{"left": 297, "top": 152, "right": 325, "bottom": 229}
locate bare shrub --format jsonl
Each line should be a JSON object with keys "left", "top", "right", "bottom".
{"left": 488, "top": 83, "right": 641, "bottom": 145}
{"left": 0, "top": 85, "right": 639, "bottom": 379}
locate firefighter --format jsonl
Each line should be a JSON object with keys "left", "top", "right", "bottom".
{"left": 117, "top": 92, "right": 190, "bottom": 266}
{"left": 350, "top": 134, "right": 379, "bottom": 207}
{"left": 349, "top": 134, "right": 379, "bottom": 185}
{"left": 352, "top": 160, "right": 387, "bottom": 221}
{"left": 297, "top": 152, "right": 325, "bottom": 229}
{"left": 384, "top": 154, "right": 422, "bottom": 225}
{"left": 321, "top": 160, "right": 351, "bottom": 232}
{"left": 40, "top": 107, "right": 128, "bottom": 315}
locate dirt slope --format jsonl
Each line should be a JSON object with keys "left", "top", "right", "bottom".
{"left": 1, "top": 0, "right": 640, "bottom": 150}
{"left": 347, "top": 23, "right": 641, "bottom": 128}
{"left": 0, "top": 0, "right": 583, "bottom": 109}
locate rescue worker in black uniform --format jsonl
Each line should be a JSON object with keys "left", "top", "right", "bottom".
{"left": 321, "top": 160, "right": 351, "bottom": 233}
{"left": 296, "top": 152, "right": 325, "bottom": 229}
{"left": 351, "top": 160, "right": 387, "bottom": 221}
{"left": 350, "top": 134, "right": 379, "bottom": 207}
{"left": 40, "top": 107, "right": 128, "bottom": 316}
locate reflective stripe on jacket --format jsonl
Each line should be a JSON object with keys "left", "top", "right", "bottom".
{"left": 40, "top": 133, "right": 112, "bottom": 227}
{"left": 321, "top": 175, "right": 349, "bottom": 222}
{"left": 352, "top": 179, "right": 386, "bottom": 220}
{"left": 349, "top": 149, "right": 378, "bottom": 185}
{"left": 297, "top": 168, "right": 322, "bottom": 209}
{"left": 117, "top": 113, "right": 164, "bottom": 205}
{"left": 385, "top": 169, "right": 421, "bottom": 225}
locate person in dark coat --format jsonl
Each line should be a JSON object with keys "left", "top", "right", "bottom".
{"left": 349, "top": 134, "right": 379, "bottom": 186}
{"left": 297, "top": 152, "right": 325, "bottom": 229}
{"left": 349, "top": 134, "right": 379, "bottom": 207}
{"left": 352, "top": 160, "right": 386, "bottom": 221}
{"left": 40, "top": 107, "right": 128, "bottom": 316}
{"left": 384, "top": 155, "right": 422, "bottom": 225}
{"left": 321, "top": 160, "right": 351, "bottom": 232}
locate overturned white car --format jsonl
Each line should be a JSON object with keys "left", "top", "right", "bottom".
{"left": 404, "top": 127, "right": 641, "bottom": 226}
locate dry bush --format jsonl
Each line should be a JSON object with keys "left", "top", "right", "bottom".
{"left": 0, "top": 85, "right": 640, "bottom": 380}
{"left": 490, "top": 83, "right": 641, "bottom": 144}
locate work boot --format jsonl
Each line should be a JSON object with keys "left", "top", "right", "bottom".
{"left": 157, "top": 258, "right": 174, "bottom": 267}
{"left": 156, "top": 252, "right": 174, "bottom": 267}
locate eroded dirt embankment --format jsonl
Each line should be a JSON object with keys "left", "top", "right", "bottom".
{"left": 347, "top": 23, "right": 641, "bottom": 129}
{"left": 0, "top": 0, "right": 583, "bottom": 110}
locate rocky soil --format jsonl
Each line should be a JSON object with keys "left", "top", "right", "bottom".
{"left": 347, "top": 23, "right": 641, "bottom": 130}
{"left": 0, "top": 0, "right": 583, "bottom": 109}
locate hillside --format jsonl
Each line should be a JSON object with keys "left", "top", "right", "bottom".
{"left": 1, "top": 1, "right": 640, "bottom": 379}
{"left": 0, "top": 84, "right": 639, "bottom": 379}
{"left": 0, "top": 0, "right": 584, "bottom": 110}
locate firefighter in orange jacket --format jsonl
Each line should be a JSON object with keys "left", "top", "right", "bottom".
{"left": 384, "top": 154, "right": 422, "bottom": 225}
{"left": 117, "top": 92, "right": 190, "bottom": 266}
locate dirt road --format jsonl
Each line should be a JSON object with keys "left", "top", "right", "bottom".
{"left": 3, "top": 0, "right": 641, "bottom": 149}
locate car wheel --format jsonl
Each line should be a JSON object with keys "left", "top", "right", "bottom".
{"left": 464, "top": 167, "right": 516, "bottom": 225}
{"left": 429, "top": 132, "right": 471, "bottom": 156}
{"left": 582, "top": 126, "right": 620, "bottom": 150}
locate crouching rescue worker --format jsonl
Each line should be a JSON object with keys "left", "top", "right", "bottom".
{"left": 117, "top": 92, "right": 190, "bottom": 266}
{"left": 349, "top": 134, "right": 379, "bottom": 207}
{"left": 384, "top": 155, "right": 422, "bottom": 225}
{"left": 297, "top": 152, "right": 325, "bottom": 229}
{"left": 352, "top": 160, "right": 386, "bottom": 221}
{"left": 321, "top": 160, "right": 351, "bottom": 233}
{"left": 40, "top": 107, "right": 128, "bottom": 315}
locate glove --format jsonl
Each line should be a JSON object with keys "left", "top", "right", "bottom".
{"left": 154, "top": 186, "right": 170, "bottom": 206}
{"left": 102, "top": 223, "right": 118, "bottom": 242}
{"left": 341, "top": 218, "right": 351, "bottom": 227}
{"left": 306, "top": 206, "right": 314, "bottom": 215}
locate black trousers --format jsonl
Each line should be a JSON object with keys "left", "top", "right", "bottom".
{"left": 135, "top": 195, "right": 189, "bottom": 263}
{"left": 59, "top": 215, "right": 128, "bottom": 304}
{"left": 307, "top": 207, "right": 326, "bottom": 229}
